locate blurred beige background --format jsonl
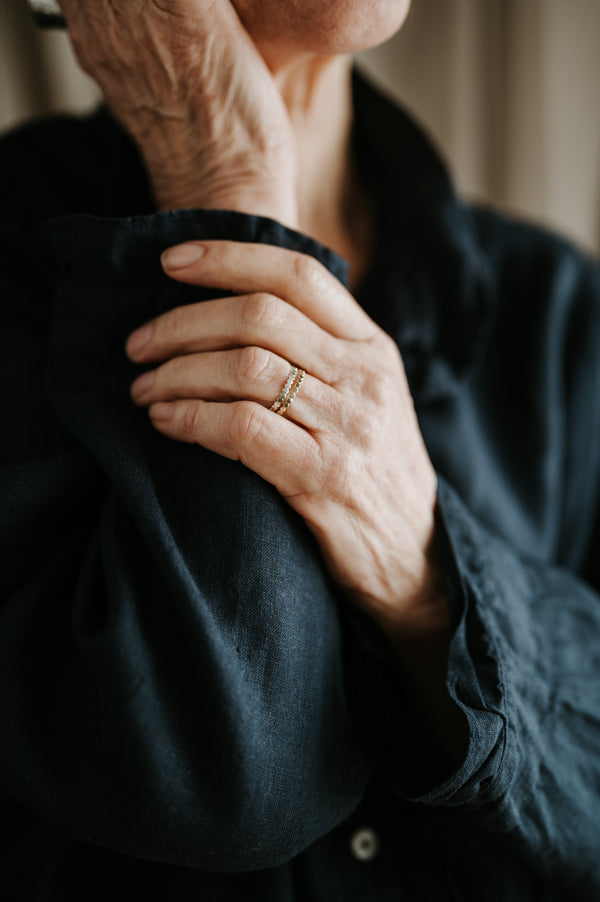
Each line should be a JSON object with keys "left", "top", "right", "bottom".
{"left": 1, "top": 0, "right": 599, "bottom": 255}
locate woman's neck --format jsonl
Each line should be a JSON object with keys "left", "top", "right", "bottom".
{"left": 268, "top": 53, "right": 374, "bottom": 291}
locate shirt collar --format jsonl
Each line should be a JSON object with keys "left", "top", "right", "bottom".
{"left": 351, "top": 67, "right": 495, "bottom": 403}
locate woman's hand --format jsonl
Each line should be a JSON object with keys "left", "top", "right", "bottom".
{"left": 58, "top": 0, "right": 297, "bottom": 221}
{"left": 127, "top": 240, "right": 468, "bottom": 771}
{"left": 126, "top": 240, "right": 446, "bottom": 638}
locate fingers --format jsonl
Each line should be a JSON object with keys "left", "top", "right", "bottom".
{"left": 131, "top": 347, "right": 333, "bottom": 431}
{"left": 125, "top": 240, "right": 387, "bottom": 478}
{"left": 160, "top": 241, "right": 376, "bottom": 341}
{"left": 148, "top": 398, "right": 321, "bottom": 498}
{"left": 126, "top": 293, "right": 342, "bottom": 384}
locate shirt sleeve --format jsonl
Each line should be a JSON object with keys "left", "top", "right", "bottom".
{"left": 349, "top": 254, "right": 600, "bottom": 897}
{"left": 0, "top": 209, "right": 370, "bottom": 872}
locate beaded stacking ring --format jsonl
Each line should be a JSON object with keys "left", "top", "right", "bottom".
{"left": 269, "top": 365, "right": 306, "bottom": 416}
{"left": 270, "top": 366, "right": 298, "bottom": 413}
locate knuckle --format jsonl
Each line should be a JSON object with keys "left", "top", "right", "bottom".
{"left": 179, "top": 402, "right": 201, "bottom": 438}
{"left": 242, "top": 293, "right": 282, "bottom": 335}
{"left": 377, "top": 329, "right": 402, "bottom": 360}
{"left": 157, "top": 355, "right": 187, "bottom": 396}
{"left": 159, "top": 305, "right": 196, "bottom": 348}
{"left": 350, "top": 409, "right": 378, "bottom": 449}
{"left": 159, "top": 309, "right": 184, "bottom": 346}
{"left": 292, "top": 254, "right": 328, "bottom": 294}
{"left": 368, "top": 360, "right": 392, "bottom": 393}
{"left": 236, "top": 346, "right": 272, "bottom": 387}
{"left": 367, "top": 328, "right": 401, "bottom": 366}
{"left": 334, "top": 354, "right": 390, "bottom": 427}
{"left": 229, "top": 401, "right": 266, "bottom": 445}
{"left": 357, "top": 365, "right": 392, "bottom": 412}
{"left": 356, "top": 333, "right": 403, "bottom": 400}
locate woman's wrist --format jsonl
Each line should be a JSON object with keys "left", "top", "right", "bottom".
{"left": 137, "top": 135, "right": 298, "bottom": 223}
{"left": 366, "top": 556, "right": 468, "bottom": 777}
{"left": 152, "top": 175, "right": 299, "bottom": 225}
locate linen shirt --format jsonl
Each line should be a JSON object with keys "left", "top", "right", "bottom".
{"left": 1, "top": 70, "right": 599, "bottom": 901}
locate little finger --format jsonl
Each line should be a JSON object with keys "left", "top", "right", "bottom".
{"left": 148, "top": 399, "right": 322, "bottom": 498}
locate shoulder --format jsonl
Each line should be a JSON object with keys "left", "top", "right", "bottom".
{"left": 468, "top": 203, "right": 599, "bottom": 319}
{"left": 465, "top": 203, "right": 600, "bottom": 393}
{"left": 466, "top": 203, "right": 600, "bottom": 450}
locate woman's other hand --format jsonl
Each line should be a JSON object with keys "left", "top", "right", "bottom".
{"left": 58, "top": 1, "right": 297, "bottom": 221}
{"left": 127, "top": 240, "right": 444, "bottom": 641}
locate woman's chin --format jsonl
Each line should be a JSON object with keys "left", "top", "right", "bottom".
{"left": 232, "top": 0, "right": 411, "bottom": 57}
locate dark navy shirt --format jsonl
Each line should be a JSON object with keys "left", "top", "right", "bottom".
{"left": 1, "top": 70, "right": 599, "bottom": 901}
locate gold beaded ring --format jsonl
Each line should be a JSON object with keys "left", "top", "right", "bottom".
{"left": 270, "top": 366, "right": 299, "bottom": 413}
{"left": 277, "top": 369, "right": 305, "bottom": 416}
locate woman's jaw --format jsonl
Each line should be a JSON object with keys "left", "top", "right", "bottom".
{"left": 231, "top": 0, "right": 411, "bottom": 66}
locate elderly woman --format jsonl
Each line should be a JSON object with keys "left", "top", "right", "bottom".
{"left": 1, "top": 0, "right": 599, "bottom": 899}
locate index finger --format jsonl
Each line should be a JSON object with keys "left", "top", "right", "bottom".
{"left": 161, "top": 240, "right": 377, "bottom": 341}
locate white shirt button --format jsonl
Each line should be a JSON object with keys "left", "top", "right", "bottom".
{"left": 349, "top": 827, "right": 380, "bottom": 862}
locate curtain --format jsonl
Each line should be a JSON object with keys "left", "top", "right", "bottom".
{"left": 1, "top": 0, "right": 599, "bottom": 254}
{"left": 358, "top": 0, "right": 600, "bottom": 255}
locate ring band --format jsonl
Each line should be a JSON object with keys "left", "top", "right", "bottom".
{"left": 270, "top": 366, "right": 299, "bottom": 413}
{"left": 277, "top": 369, "right": 305, "bottom": 416}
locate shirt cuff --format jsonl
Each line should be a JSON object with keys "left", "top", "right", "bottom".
{"left": 42, "top": 208, "right": 349, "bottom": 397}
{"left": 345, "top": 474, "right": 507, "bottom": 807}
{"left": 44, "top": 207, "right": 349, "bottom": 288}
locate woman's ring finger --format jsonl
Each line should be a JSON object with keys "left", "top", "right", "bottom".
{"left": 131, "top": 348, "right": 327, "bottom": 431}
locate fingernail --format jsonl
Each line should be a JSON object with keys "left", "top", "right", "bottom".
{"left": 127, "top": 323, "right": 153, "bottom": 358}
{"left": 150, "top": 402, "right": 173, "bottom": 422}
{"left": 131, "top": 370, "right": 155, "bottom": 401}
{"left": 162, "top": 243, "right": 205, "bottom": 271}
